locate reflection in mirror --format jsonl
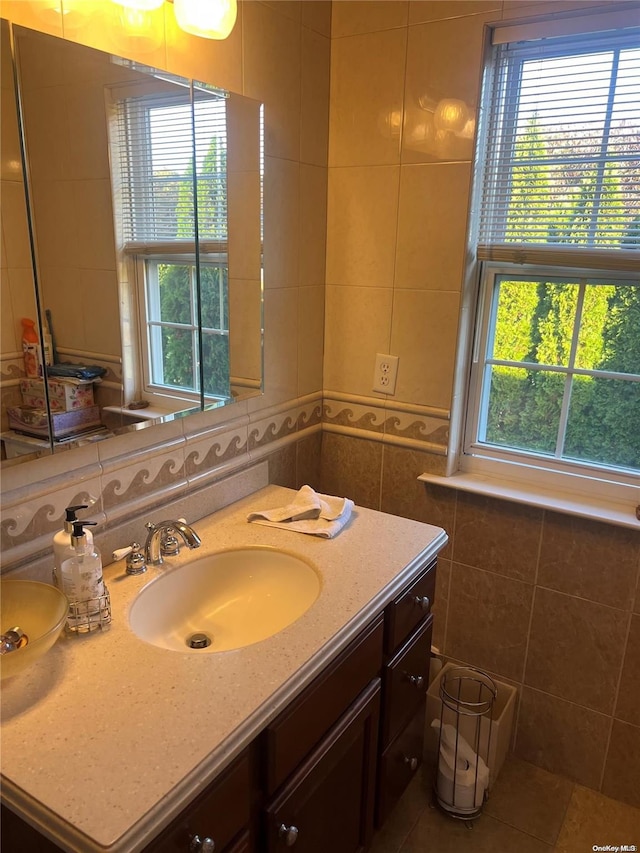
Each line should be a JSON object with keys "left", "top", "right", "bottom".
{"left": 0, "top": 21, "right": 263, "bottom": 467}
{"left": 0, "top": 20, "right": 54, "bottom": 458}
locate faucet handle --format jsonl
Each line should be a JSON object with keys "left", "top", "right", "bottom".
{"left": 147, "top": 518, "right": 189, "bottom": 557}
{"left": 161, "top": 529, "right": 181, "bottom": 556}
{"left": 164, "top": 519, "right": 189, "bottom": 555}
{"left": 113, "top": 542, "right": 147, "bottom": 575}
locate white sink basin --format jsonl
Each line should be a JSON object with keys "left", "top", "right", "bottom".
{"left": 129, "top": 546, "right": 321, "bottom": 653}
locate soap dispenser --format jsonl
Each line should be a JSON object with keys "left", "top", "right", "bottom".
{"left": 53, "top": 505, "right": 94, "bottom": 587}
{"left": 60, "top": 521, "right": 111, "bottom": 632}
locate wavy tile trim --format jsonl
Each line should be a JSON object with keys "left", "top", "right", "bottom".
{"left": 323, "top": 393, "right": 449, "bottom": 454}
{"left": 0, "top": 391, "right": 448, "bottom": 572}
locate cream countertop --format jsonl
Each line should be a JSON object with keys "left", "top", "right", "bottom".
{"left": 1, "top": 485, "right": 447, "bottom": 853}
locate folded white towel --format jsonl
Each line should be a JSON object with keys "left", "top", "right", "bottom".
{"left": 247, "top": 485, "right": 354, "bottom": 539}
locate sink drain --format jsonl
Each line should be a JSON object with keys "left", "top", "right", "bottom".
{"left": 187, "top": 632, "right": 212, "bottom": 649}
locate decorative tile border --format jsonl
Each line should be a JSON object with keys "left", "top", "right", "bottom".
{"left": 186, "top": 425, "right": 251, "bottom": 487}
{"left": 0, "top": 389, "right": 447, "bottom": 572}
{"left": 1, "top": 469, "right": 103, "bottom": 570}
{"left": 0, "top": 352, "right": 24, "bottom": 383}
{"left": 324, "top": 398, "right": 386, "bottom": 433}
{"left": 100, "top": 452, "right": 188, "bottom": 524}
{"left": 323, "top": 392, "right": 449, "bottom": 455}
{"left": 249, "top": 410, "right": 297, "bottom": 450}
{"left": 297, "top": 398, "right": 323, "bottom": 431}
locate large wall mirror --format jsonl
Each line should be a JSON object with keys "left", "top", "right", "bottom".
{"left": 0, "top": 20, "right": 263, "bottom": 467}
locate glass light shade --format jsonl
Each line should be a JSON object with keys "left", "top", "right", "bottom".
{"left": 405, "top": 111, "right": 435, "bottom": 152}
{"left": 173, "top": 0, "right": 237, "bottom": 39}
{"left": 377, "top": 106, "right": 403, "bottom": 139}
{"left": 434, "top": 99, "right": 469, "bottom": 133}
{"left": 118, "top": 6, "right": 164, "bottom": 49}
{"left": 111, "top": 0, "right": 164, "bottom": 9}
{"left": 37, "top": 0, "right": 91, "bottom": 28}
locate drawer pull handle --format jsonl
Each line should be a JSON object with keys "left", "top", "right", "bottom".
{"left": 279, "top": 824, "right": 299, "bottom": 846}
{"left": 190, "top": 836, "right": 215, "bottom": 853}
{"left": 404, "top": 756, "right": 419, "bottom": 771}
{"left": 413, "top": 595, "right": 431, "bottom": 611}
{"left": 406, "top": 673, "right": 425, "bottom": 689}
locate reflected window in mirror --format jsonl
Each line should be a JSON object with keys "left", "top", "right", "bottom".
{"left": 140, "top": 256, "right": 229, "bottom": 400}
{"left": 109, "top": 81, "right": 231, "bottom": 410}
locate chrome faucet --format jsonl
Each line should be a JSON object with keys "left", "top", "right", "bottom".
{"left": 144, "top": 519, "right": 201, "bottom": 566}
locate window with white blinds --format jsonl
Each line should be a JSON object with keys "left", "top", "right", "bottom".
{"left": 109, "top": 82, "right": 230, "bottom": 403}
{"left": 113, "top": 86, "right": 228, "bottom": 244}
{"left": 477, "top": 28, "right": 640, "bottom": 265}
{"left": 460, "top": 20, "right": 640, "bottom": 501}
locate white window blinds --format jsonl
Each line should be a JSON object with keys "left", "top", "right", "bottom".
{"left": 477, "top": 27, "right": 640, "bottom": 266}
{"left": 113, "top": 85, "right": 228, "bottom": 244}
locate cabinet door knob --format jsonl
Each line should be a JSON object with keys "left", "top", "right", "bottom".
{"left": 279, "top": 823, "right": 299, "bottom": 846}
{"left": 190, "top": 835, "right": 215, "bottom": 852}
{"left": 404, "top": 755, "right": 419, "bottom": 771}
{"left": 413, "top": 595, "right": 430, "bottom": 611}
{"left": 406, "top": 673, "right": 424, "bottom": 689}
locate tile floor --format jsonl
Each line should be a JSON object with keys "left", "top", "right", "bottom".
{"left": 371, "top": 756, "right": 640, "bottom": 853}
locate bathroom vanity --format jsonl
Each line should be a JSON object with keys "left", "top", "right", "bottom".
{"left": 0, "top": 486, "right": 447, "bottom": 852}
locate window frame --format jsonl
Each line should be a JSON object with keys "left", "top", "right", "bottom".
{"left": 464, "top": 261, "right": 640, "bottom": 481}
{"left": 449, "top": 20, "right": 640, "bottom": 520}
{"left": 133, "top": 249, "right": 230, "bottom": 405}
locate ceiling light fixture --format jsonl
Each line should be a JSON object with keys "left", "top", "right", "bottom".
{"left": 113, "top": 0, "right": 237, "bottom": 39}
{"left": 173, "top": 0, "right": 237, "bottom": 40}
{"left": 112, "top": 0, "right": 164, "bottom": 9}
{"left": 434, "top": 99, "right": 469, "bottom": 134}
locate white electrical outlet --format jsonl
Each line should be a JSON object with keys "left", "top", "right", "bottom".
{"left": 373, "top": 353, "right": 399, "bottom": 395}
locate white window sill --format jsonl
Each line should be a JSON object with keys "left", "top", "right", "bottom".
{"left": 103, "top": 404, "right": 195, "bottom": 421}
{"left": 418, "top": 471, "right": 640, "bottom": 530}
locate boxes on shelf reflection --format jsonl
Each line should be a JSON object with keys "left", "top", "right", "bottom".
{"left": 19, "top": 379, "right": 94, "bottom": 413}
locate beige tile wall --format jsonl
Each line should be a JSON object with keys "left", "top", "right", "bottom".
{"left": 320, "top": 440, "right": 640, "bottom": 806}
{"left": 322, "top": 0, "right": 640, "bottom": 809}
{"left": 16, "top": 29, "right": 124, "bottom": 362}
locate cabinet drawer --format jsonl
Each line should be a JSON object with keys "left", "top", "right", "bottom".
{"left": 227, "top": 829, "right": 251, "bottom": 853}
{"left": 376, "top": 698, "right": 426, "bottom": 827}
{"left": 265, "top": 615, "right": 383, "bottom": 795}
{"left": 384, "top": 559, "right": 436, "bottom": 654}
{"left": 145, "top": 750, "right": 251, "bottom": 853}
{"left": 382, "top": 616, "right": 432, "bottom": 747}
{"left": 265, "top": 679, "right": 381, "bottom": 853}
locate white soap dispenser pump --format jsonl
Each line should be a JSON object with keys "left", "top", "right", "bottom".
{"left": 60, "top": 520, "right": 110, "bottom": 632}
{"left": 53, "top": 505, "right": 94, "bottom": 586}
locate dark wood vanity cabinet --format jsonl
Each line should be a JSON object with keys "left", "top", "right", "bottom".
{"left": 1, "top": 752, "right": 254, "bottom": 853}
{"left": 262, "top": 556, "right": 437, "bottom": 846}
{"left": 1, "top": 558, "right": 437, "bottom": 853}
{"left": 142, "top": 749, "right": 253, "bottom": 853}
{"left": 264, "top": 679, "right": 381, "bottom": 853}
{"left": 264, "top": 615, "right": 384, "bottom": 795}
{"left": 261, "top": 615, "right": 384, "bottom": 852}
{"left": 377, "top": 560, "right": 435, "bottom": 826}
